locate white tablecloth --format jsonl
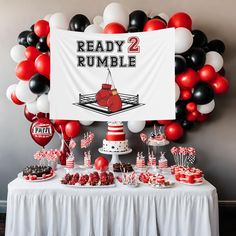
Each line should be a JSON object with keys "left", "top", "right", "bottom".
{"left": 6, "top": 168, "right": 219, "bottom": 236}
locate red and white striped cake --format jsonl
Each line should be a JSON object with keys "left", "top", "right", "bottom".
{"left": 103, "top": 122, "right": 129, "bottom": 152}
{"left": 106, "top": 122, "right": 125, "bottom": 141}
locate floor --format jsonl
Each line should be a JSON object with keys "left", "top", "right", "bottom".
{"left": 0, "top": 205, "right": 235, "bottom": 236}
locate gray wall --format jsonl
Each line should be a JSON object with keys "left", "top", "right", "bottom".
{"left": 0, "top": 0, "right": 236, "bottom": 207}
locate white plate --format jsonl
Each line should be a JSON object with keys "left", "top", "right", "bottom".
{"left": 18, "top": 172, "right": 56, "bottom": 182}
{"left": 179, "top": 181, "right": 203, "bottom": 186}
{"left": 78, "top": 165, "right": 93, "bottom": 169}
{"left": 61, "top": 183, "right": 116, "bottom": 188}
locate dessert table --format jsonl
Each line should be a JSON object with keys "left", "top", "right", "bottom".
{"left": 5, "top": 167, "right": 219, "bottom": 236}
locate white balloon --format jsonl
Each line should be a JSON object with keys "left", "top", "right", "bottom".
{"left": 49, "top": 12, "right": 69, "bottom": 29}
{"left": 15, "top": 81, "right": 37, "bottom": 103}
{"left": 47, "top": 90, "right": 51, "bottom": 102}
{"left": 10, "top": 45, "right": 25, "bottom": 63}
{"left": 175, "top": 83, "right": 180, "bottom": 102}
{"left": 93, "top": 15, "right": 103, "bottom": 25}
{"left": 44, "top": 14, "right": 52, "bottom": 21}
{"left": 197, "top": 100, "right": 215, "bottom": 114}
{"left": 103, "top": 2, "right": 129, "bottom": 29}
{"left": 80, "top": 121, "right": 94, "bottom": 126}
{"left": 6, "top": 84, "right": 17, "bottom": 100}
{"left": 158, "top": 13, "right": 169, "bottom": 22}
{"left": 175, "top": 27, "right": 193, "bottom": 54}
{"left": 84, "top": 24, "right": 103, "bottom": 33}
{"left": 100, "top": 21, "right": 105, "bottom": 29}
{"left": 26, "top": 101, "right": 38, "bottom": 114}
{"left": 127, "top": 121, "right": 146, "bottom": 133}
{"left": 37, "top": 94, "right": 50, "bottom": 113}
{"left": 205, "top": 51, "right": 223, "bottom": 72}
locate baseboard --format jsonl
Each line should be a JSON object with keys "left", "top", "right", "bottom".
{"left": 0, "top": 201, "right": 7, "bottom": 213}
{"left": 219, "top": 200, "right": 236, "bottom": 207}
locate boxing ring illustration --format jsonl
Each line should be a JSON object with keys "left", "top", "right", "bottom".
{"left": 73, "top": 92, "right": 144, "bottom": 116}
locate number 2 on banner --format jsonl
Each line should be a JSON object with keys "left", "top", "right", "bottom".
{"left": 128, "top": 36, "right": 140, "bottom": 53}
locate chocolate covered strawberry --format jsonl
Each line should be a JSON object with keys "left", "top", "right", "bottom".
{"left": 89, "top": 172, "right": 99, "bottom": 186}
{"left": 79, "top": 174, "right": 89, "bottom": 185}
{"left": 100, "top": 172, "right": 109, "bottom": 185}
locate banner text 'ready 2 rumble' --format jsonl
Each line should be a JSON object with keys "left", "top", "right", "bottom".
{"left": 76, "top": 38, "right": 140, "bottom": 68}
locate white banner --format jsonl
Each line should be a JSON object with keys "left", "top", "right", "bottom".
{"left": 50, "top": 28, "right": 175, "bottom": 121}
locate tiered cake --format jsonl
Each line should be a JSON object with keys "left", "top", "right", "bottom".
{"left": 102, "top": 122, "right": 129, "bottom": 152}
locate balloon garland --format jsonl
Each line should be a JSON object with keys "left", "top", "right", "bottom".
{"left": 6, "top": 2, "right": 229, "bottom": 147}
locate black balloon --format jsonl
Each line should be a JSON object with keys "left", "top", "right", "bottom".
{"left": 129, "top": 10, "right": 148, "bottom": 31}
{"left": 181, "top": 120, "right": 194, "bottom": 130}
{"left": 175, "top": 101, "right": 187, "bottom": 120}
{"left": 17, "top": 30, "right": 31, "bottom": 47}
{"left": 185, "top": 48, "right": 206, "bottom": 70}
{"left": 175, "top": 55, "right": 187, "bottom": 74}
{"left": 36, "top": 42, "right": 49, "bottom": 52}
{"left": 29, "top": 74, "right": 50, "bottom": 94}
{"left": 152, "top": 15, "right": 167, "bottom": 25}
{"left": 27, "top": 32, "right": 39, "bottom": 46}
{"left": 192, "top": 82, "right": 214, "bottom": 105}
{"left": 69, "top": 14, "right": 90, "bottom": 32}
{"left": 30, "top": 24, "right": 35, "bottom": 31}
{"left": 207, "top": 39, "right": 225, "bottom": 54}
{"left": 192, "top": 30, "right": 208, "bottom": 48}
{"left": 127, "top": 26, "right": 141, "bottom": 33}
{"left": 39, "top": 36, "right": 47, "bottom": 44}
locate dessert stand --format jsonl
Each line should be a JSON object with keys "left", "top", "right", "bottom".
{"left": 98, "top": 148, "right": 132, "bottom": 164}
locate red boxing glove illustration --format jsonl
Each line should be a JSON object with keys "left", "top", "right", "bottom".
{"left": 96, "top": 83, "right": 112, "bottom": 107}
{"left": 107, "top": 89, "right": 122, "bottom": 112}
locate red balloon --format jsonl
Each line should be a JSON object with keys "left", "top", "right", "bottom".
{"left": 34, "top": 20, "right": 50, "bottom": 37}
{"left": 164, "top": 122, "right": 184, "bottom": 141}
{"left": 103, "top": 23, "right": 126, "bottom": 34}
{"left": 25, "top": 46, "right": 41, "bottom": 61}
{"left": 197, "top": 113, "right": 210, "bottom": 122}
{"left": 168, "top": 12, "right": 192, "bottom": 30}
{"left": 186, "top": 111, "right": 200, "bottom": 121}
{"left": 94, "top": 156, "right": 109, "bottom": 171}
{"left": 65, "top": 121, "right": 81, "bottom": 138}
{"left": 35, "top": 54, "right": 50, "bottom": 79}
{"left": 180, "top": 89, "right": 192, "bottom": 100}
{"left": 210, "top": 74, "right": 229, "bottom": 94}
{"left": 218, "top": 67, "right": 225, "bottom": 76}
{"left": 37, "top": 112, "right": 49, "bottom": 119}
{"left": 198, "top": 65, "right": 216, "bottom": 82}
{"left": 186, "top": 102, "right": 197, "bottom": 112}
{"left": 16, "top": 60, "right": 36, "bottom": 81}
{"left": 24, "top": 106, "right": 48, "bottom": 122}
{"left": 54, "top": 120, "right": 68, "bottom": 126}
{"left": 24, "top": 106, "right": 37, "bottom": 122}
{"left": 54, "top": 123, "right": 62, "bottom": 133}
{"left": 47, "top": 33, "right": 50, "bottom": 48}
{"left": 53, "top": 120, "right": 70, "bottom": 138}
{"left": 11, "top": 91, "right": 24, "bottom": 105}
{"left": 176, "top": 68, "right": 199, "bottom": 89}
{"left": 143, "top": 19, "right": 166, "bottom": 31}
{"left": 157, "top": 120, "right": 172, "bottom": 125}
{"left": 30, "top": 118, "right": 54, "bottom": 147}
